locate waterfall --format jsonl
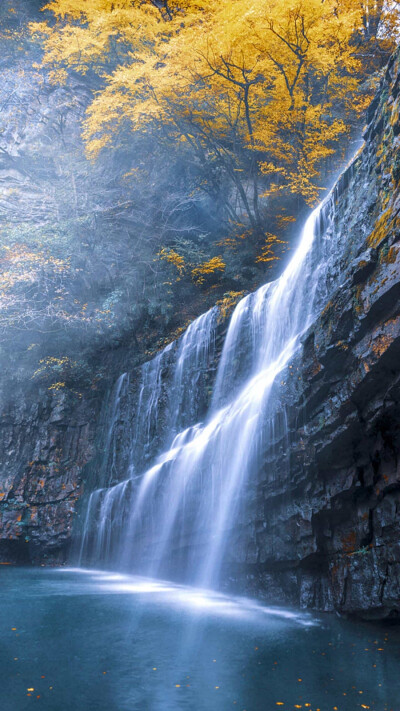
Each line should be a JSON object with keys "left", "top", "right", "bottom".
{"left": 79, "top": 165, "right": 354, "bottom": 588}
{"left": 99, "top": 372, "right": 128, "bottom": 487}
{"left": 130, "top": 342, "right": 174, "bottom": 471}
{"left": 169, "top": 307, "right": 218, "bottom": 434}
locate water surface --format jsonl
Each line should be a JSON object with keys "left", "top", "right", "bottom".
{"left": 1, "top": 568, "right": 399, "bottom": 710}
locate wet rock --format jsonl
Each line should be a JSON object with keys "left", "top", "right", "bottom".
{"left": 229, "top": 47, "right": 400, "bottom": 620}
{"left": 0, "top": 388, "right": 95, "bottom": 564}
{"left": 351, "top": 248, "right": 378, "bottom": 286}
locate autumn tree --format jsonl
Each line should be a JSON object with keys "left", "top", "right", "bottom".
{"left": 31, "top": 1, "right": 400, "bottom": 238}
{"left": 1, "top": 0, "right": 399, "bottom": 394}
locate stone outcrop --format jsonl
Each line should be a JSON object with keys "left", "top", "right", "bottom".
{"left": 0, "top": 387, "right": 96, "bottom": 563}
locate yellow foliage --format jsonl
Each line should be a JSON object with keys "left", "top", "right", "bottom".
{"left": 32, "top": 356, "right": 76, "bottom": 379}
{"left": 216, "top": 291, "right": 245, "bottom": 321}
{"left": 158, "top": 247, "right": 186, "bottom": 275}
{"left": 366, "top": 209, "right": 398, "bottom": 248}
{"left": 0, "top": 243, "right": 70, "bottom": 311}
{"left": 191, "top": 256, "right": 225, "bottom": 284}
{"left": 48, "top": 382, "right": 66, "bottom": 391}
{"left": 256, "top": 233, "right": 287, "bottom": 264}
{"left": 31, "top": 0, "right": 400, "bottom": 205}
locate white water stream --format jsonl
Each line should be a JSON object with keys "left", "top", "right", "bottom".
{"left": 79, "top": 165, "right": 354, "bottom": 588}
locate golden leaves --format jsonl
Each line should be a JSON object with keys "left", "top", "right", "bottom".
{"left": 31, "top": 0, "right": 400, "bottom": 209}
{"left": 158, "top": 247, "right": 186, "bottom": 275}
{"left": 256, "top": 233, "right": 287, "bottom": 265}
{"left": 48, "top": 382, "right": 66, "bottom": 391}
{"left": 0, "top": 243, "right": 71, "bottom": 317}
{"left": 216, "top": 291, "right": 245, "bottom": 321}
{"left": 191, "top": 256, "right": 225, "bottom": 284}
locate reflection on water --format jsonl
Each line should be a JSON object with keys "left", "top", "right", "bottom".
{"left": 1, "top": 568, "right": 400, "bottom": 711}
{"left": 70, "top": 568, "right": 316, "bottom": 625}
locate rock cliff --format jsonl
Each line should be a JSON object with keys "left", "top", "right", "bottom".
{"left": 0, "top": 386, "right": 96, "bottom": 563}
{"left": 235, "top": 49, "right": 400, "bottom": 619}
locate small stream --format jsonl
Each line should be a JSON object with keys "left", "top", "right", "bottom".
{"left": 1, "top": 568, "right": 399, "bottom": 711}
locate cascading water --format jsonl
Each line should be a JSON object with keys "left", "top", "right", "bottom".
{"left": 169, "top": 307, "right": 218, "bottom": 434}
{"left": 98, "top": 372, "right": 129, "bottom": 486}
{"left": 79, "top": 306, "right": 218, "bottom": 567}
{"left": 130, "top": 342, "right": 174, "bottom": 470}
{"left": 79, "top": 164, "right": 355, "bottom": 589}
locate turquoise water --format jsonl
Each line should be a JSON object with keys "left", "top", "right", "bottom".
{"left": 1, "top": 568, "right": 399, "bottom": 711}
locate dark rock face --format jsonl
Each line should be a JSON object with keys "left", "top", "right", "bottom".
{"left": 1, "top": 47, "right": 400, "bottom": 623}
{"left": 229, "top": 49, "right": 400, "bottom": 619}
{"left": 0, "top": 389, "right": 95, "bottom": 563}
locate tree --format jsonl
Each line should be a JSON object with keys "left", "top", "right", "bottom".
{"left": 1, "top": 0, "right": 398, "bottom": 392}
{"left": 32, "top": 2, "right": 399, "bottom": 195}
